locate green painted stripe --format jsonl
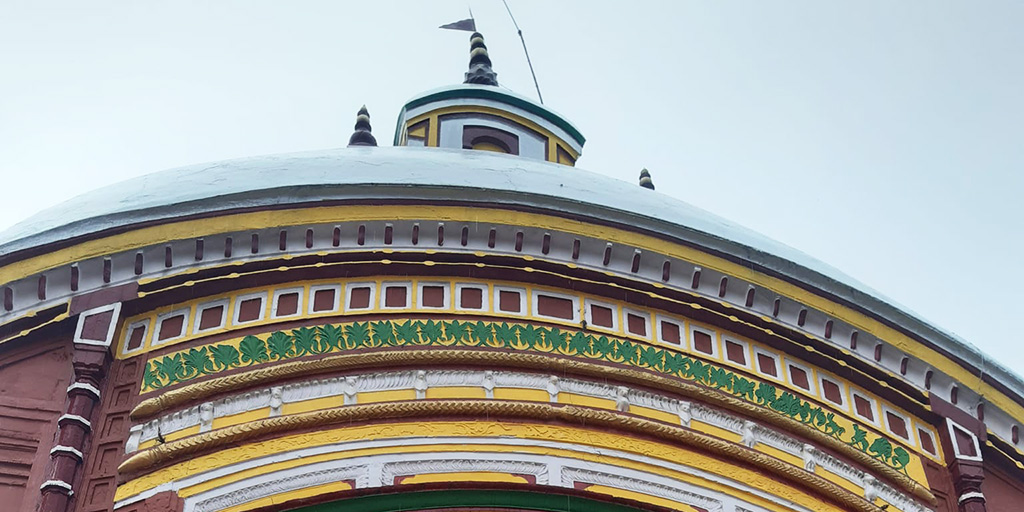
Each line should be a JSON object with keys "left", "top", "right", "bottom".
{"left": 398, "top": 88, "right": 586, "bottom": 147}
{"left": 290, "top": 489, "right": 648, "bottom": 512}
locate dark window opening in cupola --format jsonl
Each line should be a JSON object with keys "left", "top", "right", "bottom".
{"left": 406, "top": 120, "right": 429, "bottom": 147}
{"left": 463, "top": 125, "right": 519, "bottom": 155}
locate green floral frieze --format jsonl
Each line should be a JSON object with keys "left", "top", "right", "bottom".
{"left": 141, "top": 319, "right": 912, "bottom": 473}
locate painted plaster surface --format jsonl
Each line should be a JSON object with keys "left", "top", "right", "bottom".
{"left": 137, "top": 319, "right": 918, "bottom": 476}
{"left": 0, "top": 146, "right": 1011, "bottom": 400}
{"left": 114, "top": 422, "right": 858, "bottom": 512}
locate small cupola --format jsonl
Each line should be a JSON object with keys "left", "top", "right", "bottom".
{"left": 394, "top": 32, "right": 584, "bottom": 166}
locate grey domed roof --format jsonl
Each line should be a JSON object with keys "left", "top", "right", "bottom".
{"left": 0, "top": 146, "right": 1016, "bottom": 395}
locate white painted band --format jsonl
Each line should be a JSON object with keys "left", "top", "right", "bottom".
{"left": 958, "top": 491, "right": 985, "bottom": 504}
{"left": 67, "top": 382, "right": 101, "bottom": 399}
{"left": 50, "top": 445, "right": 84, "bottom": 460}
{"left": 40, "top": 480, "right": 73, "bottom": 494}
{"left": 58, "top": 414, "right": 91, "bottom": 430}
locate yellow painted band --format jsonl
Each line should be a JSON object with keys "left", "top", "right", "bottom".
{"left": 405, "top": 106, "right": 581, "bottom": 159}
{"left": 1, "top": 203, "right": 1014, "bottom": 423}
{"left": 215, "top": 480, "right": 352, "bottom": 512}
{"left": 118, "top": 422, "right": 853, "bottom": 512}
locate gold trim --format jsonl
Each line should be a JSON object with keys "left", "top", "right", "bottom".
{"left": 130, "top": 256, "right": 929, "bottom": 411}
{"left": 404, "top": 106, "right": 582, "bottom": 160}
{"left": 129, "top": 349, "right": 935, "bottom": 504}
{"left": 120, "top": 399, "right": 890, "bottom": 512}
{"left": 1, "top": 309, "right": 70, "bottom": 343}
{"left": 0, "top": 204, "right": 1005, "bottom": 425}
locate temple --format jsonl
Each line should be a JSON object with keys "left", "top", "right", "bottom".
{"left": 1, "top": 31, "right": 1022, "bottom": 512}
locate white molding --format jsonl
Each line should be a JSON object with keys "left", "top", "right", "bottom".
{"left": 188, "top": 464, "right": 368, "bottom": 512}
{"left": 531, "top": 289, "right": 580, "bottom": 323}
{"left": 454, "top": 282, "right": 488, "bottom": 311}
{"left": 721, "top": 335, "right": 753, "bottom": 369}
{"left": 122, "top": 436, "right": 840, "bottom": 512}
{"left": 583, "top": 297, "right": 619, "bottom": 332}
{"left": 67, "top": 381, "right": 101, "bottom": 399}
{"left": 343, "top": 282, "right": 375, "bottom": 312}
{"left": 120, "top": 368, "right": 928, "bottom": 511}
{"left": 49, "top": 445, "right": 84, "bottom": 460}
{"left": 653, "top": 313, "right": 687, "bottom": 349}
{"left": 192, "top": 298, "right": 229, "bottom": 334}
{"left": 307, "top": 284, "right": 342, "bottom": 314}
{"left": 380, "top": 282, "right": 412, "bottom": 310}
{"left": 415, "top": 281, "right": 451, "bottom": 310}
{"left": 153, "top": 307, "right": 191, "bottom": 346}
{"left": 120, "top": 318, "right": 151, "bottom": 355}
{"left": 688, "top": 325, "right": 719, "bottom": 358}
{"left": 493, "top": 285, "right": 528, "bottom": 316}
{"left": 621, "top": 307, "right": 652, "bottom": 340}
{"left": 232, "top": 291, "right": 268, "bottom": 324}
{"left": 946, "top": 419, "right": 983, "bottom": 461}
{"left": 58, "top": 414, "right": 91, "bottom": 430}
{"left": 562, "top": 467, "right": 722, "bottom": 512}
{"left": 73, "top": 302, "right": 122, "bottom": 347}
{"left": 270, "top": 287, "right": 304, "bottom": 318}
{"left": 958, "top": 491, "right": 985, "bottom": 504}
{"left": 40, "top": 480, "right": 73, "bottom": 494}
{"left": 381, "top": 459, "right": 548, "bottom": 485}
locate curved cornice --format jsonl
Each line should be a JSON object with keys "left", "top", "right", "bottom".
{"left": 127, "top": 348, "right": 934, "bottom": 504}
{"left": 397, "top": 84, "right": 586, "bottom": 146}
{"left": 119, "top": 399, "right": 902, "bottom": 512}
{"left": 0, "top": 147, "right": 1018, "bottom": 454}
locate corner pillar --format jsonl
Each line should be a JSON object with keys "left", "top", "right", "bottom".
{"left": 39, "top": 303, "right": 122, "bottom": 512}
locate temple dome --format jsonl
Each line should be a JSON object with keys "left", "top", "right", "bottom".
{"left": 0, "top": 146, "right": 1011, "bottom": 401}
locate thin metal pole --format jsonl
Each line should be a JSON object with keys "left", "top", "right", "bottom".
{"left": 501, "top": 0, "right": 544, "bottom": 104}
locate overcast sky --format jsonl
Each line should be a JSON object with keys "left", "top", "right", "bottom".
{"left": 1, "top": 2, "right": 1022, "bottom": 374}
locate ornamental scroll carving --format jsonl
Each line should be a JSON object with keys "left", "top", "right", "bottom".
{"left": 140, "top": 319, "right": 914, "bottom": 475}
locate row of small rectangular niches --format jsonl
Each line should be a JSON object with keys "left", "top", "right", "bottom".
{"left": 119, "top": 276, "right": 941, "bottom": 460}
{"left": 0, "top": 215, "right": 979, "bottom": 435}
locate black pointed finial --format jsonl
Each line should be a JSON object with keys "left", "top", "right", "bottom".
{"left": 639, "top": 168, "right": 655, "bottom": 190}
{"left": 347, "top": 105, "right": 377, "bottom": 147}
{"left": 464, "top": 32, "right": 498, "bottom": 86}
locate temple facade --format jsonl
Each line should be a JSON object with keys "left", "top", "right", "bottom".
{"left": 1, "top": 32, "right": 1023, "bottom": 512}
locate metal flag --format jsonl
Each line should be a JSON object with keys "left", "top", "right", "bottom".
{"left": 439, "top": 18, "right": 476, "bottom": 32}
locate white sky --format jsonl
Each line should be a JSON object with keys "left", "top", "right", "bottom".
{"left": 1, "top": 2, "right": 1022, "bottom": 374}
